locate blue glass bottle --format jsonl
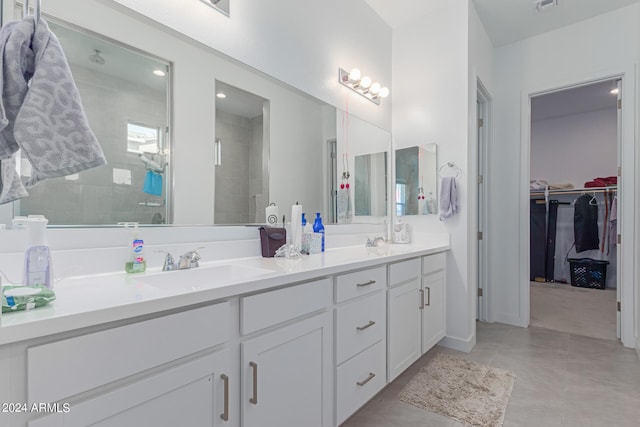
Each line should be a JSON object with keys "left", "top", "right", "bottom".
{"left": 313, "top": 212, "right": 325, "bottom": 252}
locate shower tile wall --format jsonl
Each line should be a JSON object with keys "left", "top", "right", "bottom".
{"left": 215, "top": 110, "right": 262, "bottom": 224}
{"left": 19, "top": 66, "right": 167, "bottom": 225}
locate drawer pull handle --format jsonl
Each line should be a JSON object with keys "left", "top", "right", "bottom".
{"left": 357, "top": 372, "right": 376, "bottom": 386}
{"left": 356, "top": 320, "right": 376, "bottom": 331}
{"left": 357, "top": 280, "right": 376, "bottom": 287}
{"left": 426, "top": 286, "right": 431, "bottom": 306}
{"left": 419, "top": 289, "right": 425, "bottom": 309}
{"left": 220, "top": 374, "right": 229, "bottom": 421}
{"left": 249, "top": 361, "right": 258, "bottom": 405}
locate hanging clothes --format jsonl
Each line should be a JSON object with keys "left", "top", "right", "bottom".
{"left": 530, "top": 199, "right": 546, "bottom": 281}
{"left": 545, "top": 200, "right": 559, "bottom": 282}
{"left": 608, "top": 195, "right": 617, "bottom": 254}
{"left": 574, "top": 194, "right": 599, "bottom": 253}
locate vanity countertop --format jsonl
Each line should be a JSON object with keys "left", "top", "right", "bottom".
{"left": 0, "top": 242, "right": 449, "bottom": 345}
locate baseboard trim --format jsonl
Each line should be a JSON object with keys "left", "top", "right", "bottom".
{"left": 438, "top": 334, "right": 476, "bottom": 353}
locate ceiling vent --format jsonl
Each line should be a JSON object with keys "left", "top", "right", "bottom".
{"left": 534, "top": 0, "right": 558, "bottom": 12}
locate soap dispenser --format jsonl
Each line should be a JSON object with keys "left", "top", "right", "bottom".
{"left": 125, "top": 222, "right": 146, "bottom": 274}
{"left": 23, "top": 215, "right": 53, "bottom": 288}
{"left": 313, "top": 212, "right": 325, "bottom": 252}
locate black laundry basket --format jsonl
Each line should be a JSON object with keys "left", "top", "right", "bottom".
{"left": 568, "top": 258, "right": 609, "bottom": 289}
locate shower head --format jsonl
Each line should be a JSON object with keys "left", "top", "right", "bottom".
{"left": 89, "top": 49, "right": 105, "bottom": 65}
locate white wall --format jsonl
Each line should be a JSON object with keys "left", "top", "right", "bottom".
{"left": 491, "top": 5, "right": 639, "bottom": 344}
{"left": 391, "top": 2, "right": 473, "bottom": 351}
{"left": 110, "top": 0, "right": 392, "bottom": 131}
{"left": 531, "top": 108, "right": 618, "bottom": 187}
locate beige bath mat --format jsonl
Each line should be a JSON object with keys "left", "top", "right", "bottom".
{"left": 398, "top": 353, "right": 515, "bottom": 427}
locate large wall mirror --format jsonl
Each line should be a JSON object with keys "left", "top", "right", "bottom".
{"left": 395, "top": 144, "right": 437, "bottom": 216}
{"left": 1, "top": 0, "right": 390, "bottom": 226}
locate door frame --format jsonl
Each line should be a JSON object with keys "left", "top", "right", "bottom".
{"left": 518, "top": 68, "right": 636, "bottom": 347}
{"left": 476, "top": 80, "right": 492, "bottom": 322}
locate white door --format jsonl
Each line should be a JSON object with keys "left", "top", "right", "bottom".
{"left": 422, "top": 271, "right": 446, "bottom": 354}
{"left": 241, "top": 313, "right": 332, "bottom": 427}
{"left": 387, "top": 279, "right": 421, "bottom": 381}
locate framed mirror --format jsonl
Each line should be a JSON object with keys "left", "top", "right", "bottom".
{"left": 395, "top": 144, "right": 437, "bottom": 216}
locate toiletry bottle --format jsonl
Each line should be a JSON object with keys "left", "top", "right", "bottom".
{"left": 426, "top": 192, "right": 436, "bottom": 214}
{"left": 313, "top": 212, "right": 325, "bottom": 252}
{"left": 125, "top": 222, "right": 146, "bottom": 273}
{"left": 23, "top": 215, "right": 53, "bottom": 288}
{"left": 301, "top": 213, "right": 307, "bottom": 226}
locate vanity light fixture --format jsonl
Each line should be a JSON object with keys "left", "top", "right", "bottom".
{"left": 338, "top": 68, "right": 389, "bottom": 105}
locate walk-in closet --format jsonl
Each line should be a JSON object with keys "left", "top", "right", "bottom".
{"left": 529, "top": 79, "right": 619, "bottom": 341}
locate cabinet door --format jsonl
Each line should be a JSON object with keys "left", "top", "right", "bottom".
{"left": 422, "top": 271, "right": 446, "bottom": 354}
{"left": 241, "top": 312, "right": 332, "bottom": 427}
{"left": 30, "top": 354, "right": 222, "bottom": 427}
{"left": 387, "top": 278, "right": 421, "bottom": 382}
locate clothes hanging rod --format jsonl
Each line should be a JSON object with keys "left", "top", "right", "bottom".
{"left": 530, "top": 186, "right": 617, "bottom": 197}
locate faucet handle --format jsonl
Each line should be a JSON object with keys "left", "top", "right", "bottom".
{"left": 157, "top": 250, "right": 177, "bottom": 271}
{"left": 180, "top": 247, "right": 203, "bottom": 269}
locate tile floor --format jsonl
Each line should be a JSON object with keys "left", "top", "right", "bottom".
{"left": 342, "top": 322, "right": 640, "bottom": 427}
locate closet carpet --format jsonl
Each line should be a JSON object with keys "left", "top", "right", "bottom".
{"left": 530, "top": 281, "right": 617, "bottom": 341}
{"left": 342, "top": 322, "right": 640, "bottom": 427}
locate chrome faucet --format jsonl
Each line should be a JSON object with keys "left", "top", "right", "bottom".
{"left": 159, "top": 248, "right": 202, "bottom": 271}
{"left": 178, "top": 250, "right": 201, "bottom": 269}
{"left": 366, "top": 236, "right": 386, "bottom": 247}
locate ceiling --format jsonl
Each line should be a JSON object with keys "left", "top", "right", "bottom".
{"left": 365, "top": 0, "right": 639, "bottom": 46}
{"left": 215, "top": 81, "right": 266, "bottom": 119}
{"left": 531, "top": 80, "right": 618, "bottom": 122}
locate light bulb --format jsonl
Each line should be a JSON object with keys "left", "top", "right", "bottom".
{"left": 153, "top": 69, "right": 166, "bottom": 77}
{"left": 348, "top": 68, "right": 361, "bottom": 82}
{"left": 370, "top": 82, "right": 381, "bottom": 95}
{"left": 379, "top": 87, "right": 389, "bottom": 98}
{"left": 216, "top": 92, "right": 227, "bottom": 99}
{"left": 610, "top": 88, "right": 619, "bottom": 95}
{"left": 360, "top": 76, "right": 372, "bottom": 89}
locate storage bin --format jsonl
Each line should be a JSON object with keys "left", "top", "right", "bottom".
{"left": 568, "top": 258, "right": 609, "bottom": 289}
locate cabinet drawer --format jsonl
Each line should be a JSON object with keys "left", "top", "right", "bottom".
{"left": 335, "top": 292, "right": 386, "bottom": 364}
{"left": 336, "top": 340, "right": 386, "bottom": 425}
{"left": 422, "top": 252, "right": 446, "bottom": 275}
{"left": 336, "top": 266, "right": 386, "bottom": 303}
{"left": 241, "top": 278, "right": 331, "bottom": 335}
{"left": 389, "top": 258, "right": 421, "bottom": 286}
{"left": 28, "top": 302, "right": 230, "bottom": 405}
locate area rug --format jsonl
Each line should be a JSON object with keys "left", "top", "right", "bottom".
{"left": 397, "top": 353, "right": 515, "bottom": 427}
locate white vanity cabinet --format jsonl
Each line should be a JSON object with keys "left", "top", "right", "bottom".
{"left": 387, "top": 258, "right": 422, "bottom": 381}
{"left": 387, "top": 253, "right": 447, "bottom": 381}
{"left": 421, "top": 253, "right": 447, "bottom": 353}
{"left": 240, "top": 278, "right": 333, "bottom": 427}
{"left": 26, "top": 302, "right": 234, "bottom": 427}
{"left": 334, "top": 266, "right": 387, "bottom": 426}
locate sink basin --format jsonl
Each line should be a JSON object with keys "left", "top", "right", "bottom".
{"left": 132, "top": 264, "right": 275, "bottom": 290}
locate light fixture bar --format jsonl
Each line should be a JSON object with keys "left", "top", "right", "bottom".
{"left": 338, "top": 68, "right": 389, "bottom": 105}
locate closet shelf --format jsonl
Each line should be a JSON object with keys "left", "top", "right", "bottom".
{"left": 530, "top": 186, "right": 617, "bottom": 197}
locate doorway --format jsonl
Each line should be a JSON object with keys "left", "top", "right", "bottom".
{"left": 527, "top": 78, "right": 622, "bottom": 341}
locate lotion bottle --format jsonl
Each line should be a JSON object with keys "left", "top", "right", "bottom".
{"left": 313, "top": 212, "right": 325, "bottom": 252}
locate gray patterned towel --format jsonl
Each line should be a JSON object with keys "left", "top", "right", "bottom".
{"left": 0, "top": 16, "right": 106, "bottom": 204}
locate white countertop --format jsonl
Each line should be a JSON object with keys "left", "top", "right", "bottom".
{"left": 0, "top": 242, "right": 449, "bottom": 345}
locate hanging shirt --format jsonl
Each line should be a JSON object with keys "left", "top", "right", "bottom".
{"left": 574, "top": 194, "right": 599, "bottom": 253}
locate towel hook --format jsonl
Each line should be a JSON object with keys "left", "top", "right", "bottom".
{"left": 23, "top": 0, "right": 42, "bottom": 25}
{"left": 438, "top": 162, "right": 461, "bottom": 178}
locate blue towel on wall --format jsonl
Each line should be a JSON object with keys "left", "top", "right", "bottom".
{"left": 143, "top": 170, "right": 162, "bottom": 196}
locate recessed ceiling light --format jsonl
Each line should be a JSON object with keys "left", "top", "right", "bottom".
{"left": 610, "top": 88, "right": 619, "bottom": 95}
{"left": 534, "top": 0, "right": 558, "bottom": 12}
{"left": 216, "top": 92, "right": 227, "bottom": 99}
{"left": 153, "top": 69, "right": 166, "bottom": 77}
